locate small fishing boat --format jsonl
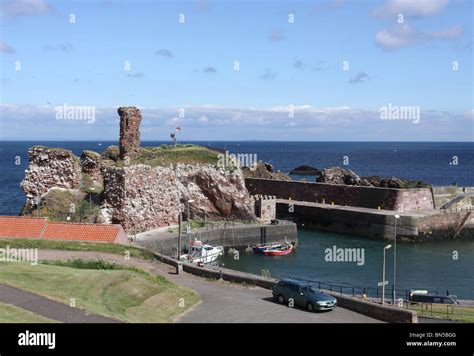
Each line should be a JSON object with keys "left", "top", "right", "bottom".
{"left": 252, "top": 242, "right": 282, "bottom": 254}
{"left": 263, "top": 242, "right": 294, "bottom": 256}
{"left": 180, "top": 240, "right": 224, "bottom": 264}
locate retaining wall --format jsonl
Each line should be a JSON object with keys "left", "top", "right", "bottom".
{"left": 137, "top": 222, "right": 298, "bottom": 256}
{"left": 432, "top": 186, "right": 474, "bottom": 209}
{"left": 246, "top": 178, "right": 434, "bottom": 212}
{"left": 276, "top": 203, "right": 419, "bottom": 240}
{"left": 276, "top": 203, "right": 473, "bottom": 241}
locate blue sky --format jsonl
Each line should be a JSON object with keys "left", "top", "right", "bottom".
{"left": 0, "top": 0, "right": 473, "bottom": 141}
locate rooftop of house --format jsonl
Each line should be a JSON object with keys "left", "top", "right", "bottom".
{"left": 0, "top": 216, "right": 127, "bottom": 244}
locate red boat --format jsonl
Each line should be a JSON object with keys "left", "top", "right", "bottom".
{"left": 263, "top": 243, "right": 294, "bottom": 256}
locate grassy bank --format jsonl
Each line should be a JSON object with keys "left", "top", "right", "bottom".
{"left": 0, "top": 302, "right": 57, "bottom": 323}
{"left": 0, "top": 262, "right": 199, "bottom": 323}
{"left": 0, "top": 238, "right": 155, "bottom": 260}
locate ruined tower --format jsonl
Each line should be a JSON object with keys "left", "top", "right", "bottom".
{"left": 118, "top": 106, "right": 142, "bottom": 160}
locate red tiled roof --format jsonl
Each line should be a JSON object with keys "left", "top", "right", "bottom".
{"left": 42, "top": 222, "right": 122, "bottom": 243}
{"left": 0, "top": 216, "right": 47, "bottom": 238}
{"left": 0, "top": 216, "right": 125, "bottom": 243}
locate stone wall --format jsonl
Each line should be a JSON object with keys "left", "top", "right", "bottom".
{"left": 118, "top": 106, "right": 142, "bottom": 160}
{"left": 275, "top": 203, "right": 473, "bottom": 241}
{"left": 100, "top": 164, "right": 180, "bottom": 231}
{"left": 251, "top": 195, "right": 277, "bottom": 222}
{"left": 246, "top": 178, "right": 434, "bottom": 212}
{"left": 276, "top": 203, "right": 419, "bottom": 240}
{"left": 136, "top": 222, "right": 298, "bottom": 256}
{"left": 432, "top": 186, "right": 474, "bottom": 209}
{"left": 21, "top": 147, "right": 82, "bottom": 212}
{"left": 418, "top": 210, "right": 474, "bottom": 239}
{"left": 100, "top": 163, "right": 255, "bottom": 232}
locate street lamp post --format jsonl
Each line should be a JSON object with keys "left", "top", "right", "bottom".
{"left": 382, "top": 244, "right": 392, "bottom": 305}
{"left": 393, "top": 214, "right": 400, "bottom": 305}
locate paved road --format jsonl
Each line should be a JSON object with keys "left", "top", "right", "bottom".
{"left": 35, "top": 250, "right": 380, "bottom": 323}
{"left": 173, "top": 277, "right": 380, "bottom": 323}
{"left": 0, "top": 284, "right": 119, "bottom": 323}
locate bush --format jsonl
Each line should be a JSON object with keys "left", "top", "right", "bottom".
{"left": 42, "top": 258, "right": 121, "bottom": 270}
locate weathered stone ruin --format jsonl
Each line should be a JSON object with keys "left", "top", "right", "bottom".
{"left": 118, "top": 106, "right": 142, "bottom": 160}
{"left": 21, "top": 106, "right": 256, "bottom": 232}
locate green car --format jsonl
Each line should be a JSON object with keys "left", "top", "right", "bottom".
{"left": 272, "top": 278, "right": 337, "bottom": 312}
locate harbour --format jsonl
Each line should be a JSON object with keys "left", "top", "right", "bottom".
{"left": 222, "top": 229, "right": 474, "bottom": 300}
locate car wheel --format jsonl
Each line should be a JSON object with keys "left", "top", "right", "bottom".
{"left": 277, "top": 295, "right": 285, "bottom": 304}
{"left": 307, "top": 302, "right": 314, "bottom": 312}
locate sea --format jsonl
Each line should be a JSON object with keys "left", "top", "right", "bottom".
{"left": 1, "top": 141, "right": 473, "bottom": 298}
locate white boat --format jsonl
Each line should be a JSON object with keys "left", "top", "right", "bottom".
{"left": 180, "top": 241, "right": 224, "bottom": 264}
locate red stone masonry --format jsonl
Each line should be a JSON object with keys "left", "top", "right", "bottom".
{"left": 245, "top": 178, "right": 435, "bottom": 212}
{"left": 118, "top": 106, "right": 142, "bottom": 160}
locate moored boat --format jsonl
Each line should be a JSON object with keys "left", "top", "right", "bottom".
{"left": 263, "top": 242, "right": 294, "bottom": 256}
{"left": 252, "top": 242, "right": 282, "bottom": 254}
{"left": 180, "top": 240, "right": 224, "bottom": 264}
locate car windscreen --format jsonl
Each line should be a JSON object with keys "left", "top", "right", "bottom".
{"left": 302, "top": 286, "right": 318, "bottom": 294}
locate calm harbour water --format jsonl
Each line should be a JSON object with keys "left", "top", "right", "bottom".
{"left": 1, "top": 141, "right": 473, "bottom": 298}
{"left": 223, "top": 229, "right": 474, "bottom": 299}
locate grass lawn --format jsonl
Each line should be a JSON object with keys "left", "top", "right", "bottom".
{"left": 0, "top": 262, "right": 199, "bottom": 323}
{"left": 407, "top": 303, "right": 474, "bottom": 323}
{"left": 0, "top": 238, "right": 155, "bottom": 260}
{"left": 117, "top": 144, "right": 222, "bottom": 168}
{"left": 0, "top": 302, "right": 57, "bottom": 323}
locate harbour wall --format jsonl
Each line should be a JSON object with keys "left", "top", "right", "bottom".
{"left": 275, "top": 203, "right": 418, "bottom": 240}
{"left": 136, "top": 222, "right": 298, "bottom": 256}
{"left": 275, "top": 203, "right": 473, "bottom": 240}
{"left": 245, "top": 178, "right": 434, "bottom": 212}
{"left": 432, "top": 186, "right": 474, "bottom": 209}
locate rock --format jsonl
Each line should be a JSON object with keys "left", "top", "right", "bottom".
{"left": 177, "top": 164, "right": 254, "bottom": 221}
{"left": 80, "top": 150, "right": 102, "bottom": 180}
{"left": 241, "top": 161, "right": 291, "bottom": 181}
{"left": 289, "top": 165, "right": 321, "bottom": 176}
{"left": 99, "top": 163, "right": 255, "bottom": 232}
{"left": 101, "top": 145, "right": 120, "bottom": 162}
{"left": 118, "top": 106, "right": 142, "bottom": 160}
{"left": 363, "top": 175, "right": 430, "bottom": 188}
{"left": 316, "top": 167, "right": 364, "bottom": 186}
{"left": 21, "top": 146, "right": 82, "bottom": 213}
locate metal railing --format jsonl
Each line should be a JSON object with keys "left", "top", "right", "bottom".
{"left": 440, "top": 206, "right": 473, "bottom": 213}
{"left": 279, "top": 275, "right": 439, "bottom": 301}
{"left": 401, "top": 301, "right": 474, "bottom": 321}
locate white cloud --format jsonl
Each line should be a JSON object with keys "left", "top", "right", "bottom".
{"left": 1, "top": 104, "right": 472, "bottom": 141}
{"left": 375, "top": 23, "right": 463, "bottom": 50}
{"left": 1, "top": 0, "right": 52, "bottom": 18}
{"left": 372, "top": 0, "right": 449, "bottom": 19}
